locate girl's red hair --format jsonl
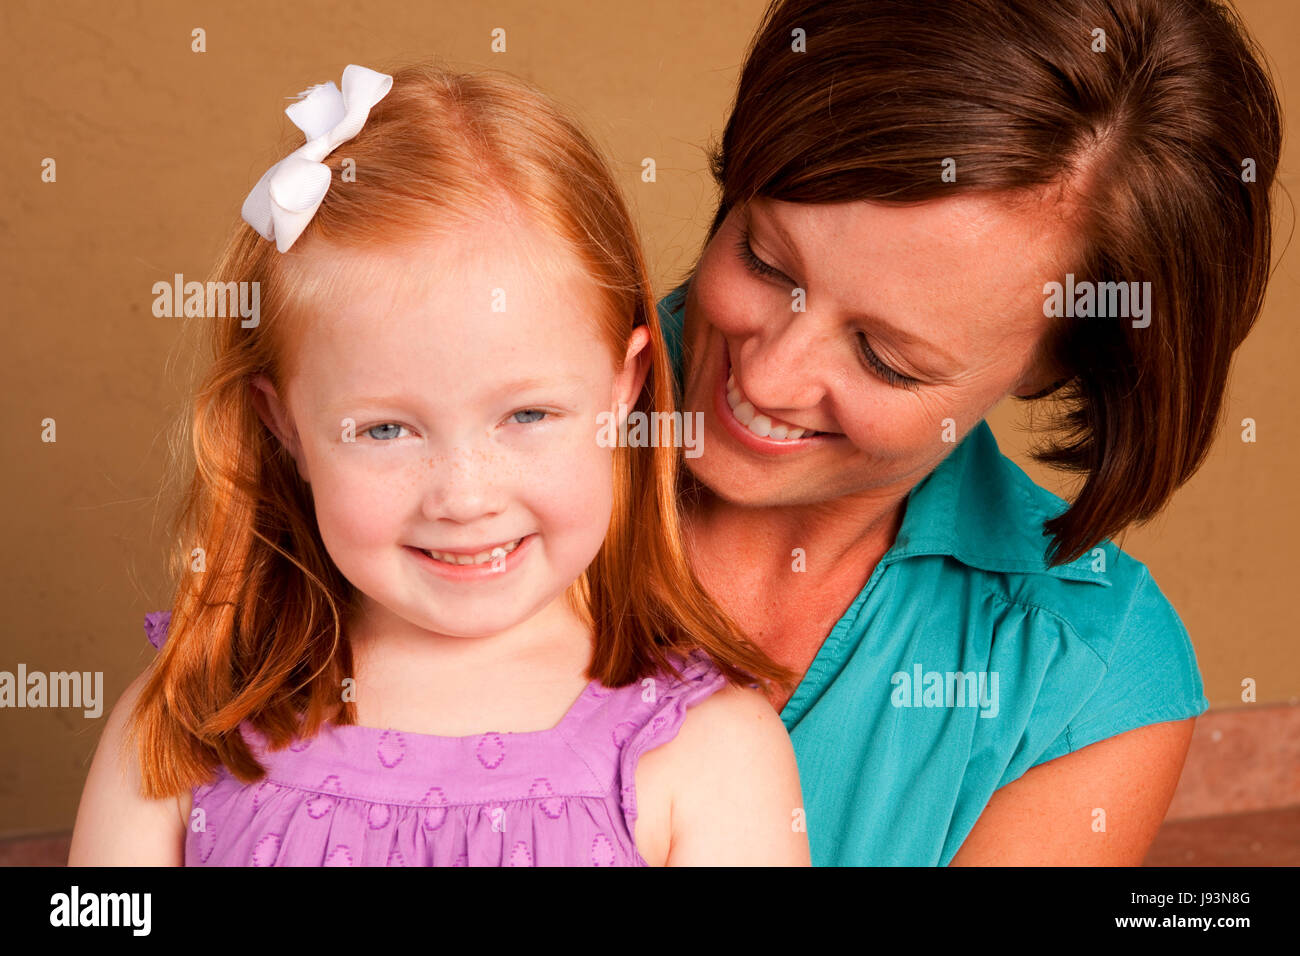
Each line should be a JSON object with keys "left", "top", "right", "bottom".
{"left": 133, "top": 60, "right": 796, "bottom": 796}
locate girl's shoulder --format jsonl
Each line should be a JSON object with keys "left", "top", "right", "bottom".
{"left": 606, "top": 649, "right": 737, "bottom": 797}
{"left": 140, "top": 611, "right": 746, "bottom": 773}
{"left": 623, "top": 656, "right": 786, "bottom": 780}
{"left": 142, "top": 613, "right": 804, "bottom": 864}
{"left": 144, "top": 610, "right": 172, "bottom": 649}
{"left": 70, "top": 647, "right": 187, "bottom": 864}
{"left": 624, "top": 652, "right": 808, "bottom": 864}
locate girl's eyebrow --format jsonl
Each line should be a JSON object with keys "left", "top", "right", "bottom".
{"left": 330, "top": 374, "right": 590, "bottom": 411}
{"left": 488, "top": 373, "right": 589, "bottom": 398}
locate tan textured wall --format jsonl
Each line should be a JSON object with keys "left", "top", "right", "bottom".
{"left": 1, "top": 0, "right": 1295, "bottom": 836}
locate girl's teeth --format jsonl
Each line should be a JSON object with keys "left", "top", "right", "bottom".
{"left": 423, "top": 537, "right": 523, "bottom": 566}
{"left": 725, "top": 370, "right": 816, "bottom": 441}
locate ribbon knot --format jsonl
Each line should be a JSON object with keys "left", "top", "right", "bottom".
{"left": 241, "top": 64, "right": 393, "bottom": 252}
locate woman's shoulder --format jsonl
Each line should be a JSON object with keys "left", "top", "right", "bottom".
{"left": 960, "top": 518, "right": 1208, "bottom": 766}
{"left": 887, "top": 422, "right": 1208, "bottom": 752}
{"left": 1011, "top": 553, "right": 1209, "bottom": 770}
{"left": 967, "top": 496, "right": 1202, "bottom": 714}
{"left": 654, "top": 281, "right": 689, "bottom": 316}
{"left": 654, "top": 282, "right": 690, "bottom": 384}
{"left": 915, "top": 419, "right": 1174, "bottom": 648}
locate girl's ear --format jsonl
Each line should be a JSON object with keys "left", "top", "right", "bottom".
{"left": 611, "top": 325, "right": 652, "bottom": 417}
{"left": 249, "top": 374, "right": 310, "bottom": 483}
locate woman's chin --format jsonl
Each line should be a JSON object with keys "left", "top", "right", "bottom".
{"left": 681, "top": 446, "right": 812, "bottom": 509}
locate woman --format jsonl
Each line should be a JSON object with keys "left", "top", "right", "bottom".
{"left": 657, "top": 0, "right": 1280, "bottom": 864}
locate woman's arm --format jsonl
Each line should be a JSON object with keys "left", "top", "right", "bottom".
{"left": 949, "top": 717, "right": 1196, "bottom": 865}
{"left": 655, "top": 682, "right": 812, "bottom": 865}
{"left": 68, "top": 668, "right": 187, "bottom": 866}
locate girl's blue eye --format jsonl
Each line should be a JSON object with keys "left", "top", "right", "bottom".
{"left": 366, "top": 423, "right": 405, "bottom": 441}
{"left": 363, "top": 413, "right": 547, "bottom": 439}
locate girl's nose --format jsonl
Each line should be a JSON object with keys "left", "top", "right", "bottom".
{"left": 419, "top": 447, "right": 507, "bottom": 523}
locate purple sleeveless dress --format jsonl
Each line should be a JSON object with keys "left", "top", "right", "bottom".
{"left": 143, "top": 611, "right": 728, "bottom": 866}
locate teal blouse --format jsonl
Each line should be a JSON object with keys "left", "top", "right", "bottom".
{"left": 656, "top": 283, "right": 1209, "bottom": 866}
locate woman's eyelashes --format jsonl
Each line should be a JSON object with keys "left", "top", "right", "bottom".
{"left": 734, "top": 227, "right": 790, "bottom": 283}
{"left": 856, "top": 335, "right": 922, "bottom": 390}
{"left": 361, "top": 409, "right": 552, "bottom": 442}
{"left": 734, "top": 225, "right": 922, "bottom": 390}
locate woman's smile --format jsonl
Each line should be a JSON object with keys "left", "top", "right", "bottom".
{"left": 711, "top": 335, "right": 840, "bottom": 456}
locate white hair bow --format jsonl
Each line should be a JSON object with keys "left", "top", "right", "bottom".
{"left": 241, "top": 64, "right": 393, "bottom": 252}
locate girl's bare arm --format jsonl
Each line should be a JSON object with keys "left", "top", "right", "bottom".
{"left": 68, "top": 669, "right": 187, "bottom": 866}
{"left": 657, "top": 682, "right": 811, "bottom": 866}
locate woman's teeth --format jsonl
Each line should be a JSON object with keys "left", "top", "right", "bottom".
{"left": 726, "top": 370, "right": 820, "bottom": 440}
{"left": 421, "top": 537, "right": 523, "bottom": 566}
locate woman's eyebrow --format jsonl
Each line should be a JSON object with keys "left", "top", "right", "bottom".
{"left": 753, "top": 203, "right": 806, "bottom": 273}
{"left": 863, "top": 313, "right": 962, "bottom": 371}
{"left": 753, "top": 205, "right": 962, "bottom": 374}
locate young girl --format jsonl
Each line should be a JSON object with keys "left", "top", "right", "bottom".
{"left": 69, "top": 62, "right": 809, "bottom": 866}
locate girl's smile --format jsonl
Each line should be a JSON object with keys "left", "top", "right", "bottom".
{"left": 251, "top": 217, "right": 649, "bottom": 645}
{"left": 405, "top": 532, "right": 535, "bottom": 580}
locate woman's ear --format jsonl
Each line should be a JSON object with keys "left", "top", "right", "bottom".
{"left": 1011, "top": 325, "right": 1072, "bottom": 399}
{"left": 249, "top": 374, "right": 310, "bottom": 482}
{"left": 1011, "top": 364, "right": 1072, "bottom": 399}
{"left": 1012, "top": 375, "right": 1073, "bottom": 401}
{"left": 611, "top": 325, "right": 653, "bottom": 418}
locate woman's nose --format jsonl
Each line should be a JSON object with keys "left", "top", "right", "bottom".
{"left": 739, "top": 315, "right": 829, "bottom": 412}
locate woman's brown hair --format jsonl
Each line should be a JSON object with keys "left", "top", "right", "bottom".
{"left": 697, "top": 0, "right": 1283, "bottom": 565}
{"left": 133, "top": 61, "right": 797, "bottom": 796}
